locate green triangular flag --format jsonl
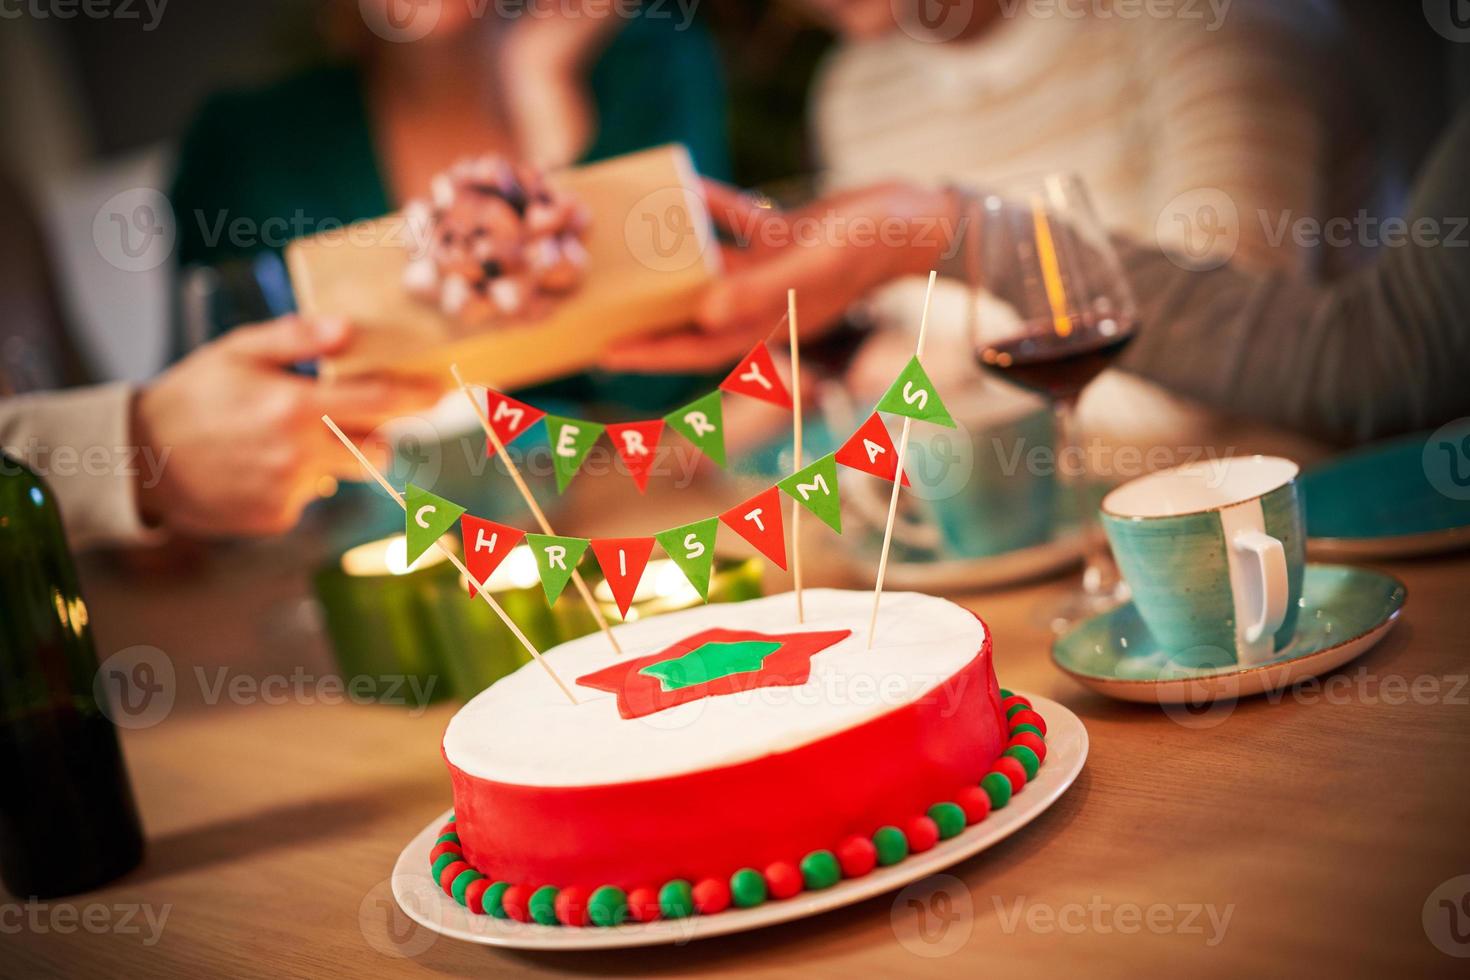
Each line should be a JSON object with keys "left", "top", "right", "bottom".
{"left": 664, "top": 391, "right": 726, "bottom": 468}
{"left": 544, "top": 416, "right": 605, "bottom": 493}
{"left": 654, "top": 518, "right": 720, "bottom": 602}
{"left": 777, "top": 453, "right": 843, "bottom": 534}
{"left": 404, "top": 484, "right": 466, "bottom": 564}
{"left": 526, "top": 533, "right": 590, "bottom": 606}
{"left": 875, "top": 356, "right": 956, "bottom": 428}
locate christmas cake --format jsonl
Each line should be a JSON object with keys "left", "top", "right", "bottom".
{"left": 433, "top": 588, "right": 1048, "bottom": 926}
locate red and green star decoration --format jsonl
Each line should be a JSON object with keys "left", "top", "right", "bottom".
{"left": 577, "top": 627, "right": 852, "bottom": 719}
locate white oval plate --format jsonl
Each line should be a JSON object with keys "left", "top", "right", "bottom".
{"left": 390, "top": 694, "right": 1086, "bottom": 950}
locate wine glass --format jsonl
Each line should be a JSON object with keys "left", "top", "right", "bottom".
{"left": 967, "top": 173, "right": 1139, "bottom": 631}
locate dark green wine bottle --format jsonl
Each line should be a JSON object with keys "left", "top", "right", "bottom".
{"left": 0, "top": 451, "right": 144, "bottom": 897}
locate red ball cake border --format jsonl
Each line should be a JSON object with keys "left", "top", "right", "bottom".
{"left": 428, "top": 692, "right": 1048, "bottom": 927}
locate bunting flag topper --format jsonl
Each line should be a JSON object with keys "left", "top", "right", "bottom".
{"left": 402, "top": 357, "right": 953, "bottom": 620}
{"left": 479, "top": 340, "right": 792, "bottom": 494}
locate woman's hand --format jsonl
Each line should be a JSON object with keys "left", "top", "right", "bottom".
{"left": 602, "top": 180, "right": 959, "bottom": 373}
{"left": 132, "top": 316, "right": 440, "bottom": 537}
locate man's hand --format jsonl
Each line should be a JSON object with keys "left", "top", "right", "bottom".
{"left": 132, "top": 316, "right": 440, "bottom": 537}
{"left": 601, "top": 180, "right": 956, "bottom": 373}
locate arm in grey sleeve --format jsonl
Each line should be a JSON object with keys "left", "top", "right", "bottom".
{"left": 0, "top": 383, "right": 161, "bottom": 549}
{"left": 1116, "top": 106, "right": 1470, "bottom": 446}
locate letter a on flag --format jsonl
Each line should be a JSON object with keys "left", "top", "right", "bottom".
{"left": 526, "top": 533, "right": 590, "bottom": 606}
{"left": 719, "top": 485, "right": 787, "bottom": 570}
{"left": 590, "top": 537, "right": 656, "bottom": 619}
{"left": 778, "top": 453, "right": 843, "bottom": 533}
{"left": 664, "top": 391, "right": 726, "bottom": 467}
{"left": 605, "top": 420, "right": 664, "bottom": 493}
{"left": 483, "top": 390, "right": 545, "bottom": 456}
{"left": 835, "top": 412, "right": 910, "bottom": 485}
{"left": 876, "top": 356, "right": 955, "bottom": 427}
{"left": 404, "top": 484, "right": 466, "bottom": 564}
{"left": 719, "top": 343, "right": 792, "bottom": 409}
{"left": 460, "top": 515, "right": 526, "bottom": 595}
{"left": 654, "top": 518, "right": 719, "bottom": 601}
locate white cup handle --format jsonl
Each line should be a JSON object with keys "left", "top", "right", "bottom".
{"left": 1231, "top": 529, "right": 1288, "bottom": 646}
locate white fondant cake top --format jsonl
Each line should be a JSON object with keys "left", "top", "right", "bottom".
{"left": 442, "top": 589, "right": 987, "bottom": 787}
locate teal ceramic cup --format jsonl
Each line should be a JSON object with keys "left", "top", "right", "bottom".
{"left": 1101, "top": 456, "right": 1305, "bottom": 666}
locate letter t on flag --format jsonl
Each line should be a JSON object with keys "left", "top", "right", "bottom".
{"left": 590, "top": 538, "right": 656, "bottom": 619}
{"left": 719, "top": 486, "right": 787, "bottom": 571}
{"left": 460, "top": 515, "right": 526, "bottom": 595}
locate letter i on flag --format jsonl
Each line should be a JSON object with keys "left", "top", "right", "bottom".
{"left": 404, "top": 484, "right": 466, "bottom": 564}
{"left": 590, "top": 538, "right": 656, "bottom": 619}
{"left": 605, "top": 420, "right": 664, "bottom": 493}
{"left": 835, "top": 413, "right": 910, "bottom": 485}
{"left": 460, "top": 515, "right": 526, "bottom": 595}
{"left": 719, "top": 343, "right": 792, "bottom": 409}
{"left": 526, "top": 533, "right": 590, "bottom": 605}
{"left": 483, "top": 391, "right": 546, "bottom": 456}
{"left": 876, "top": 356, "right": 956, "bottom": 427}
{"left": 654, "top": 517, "right": 719, "bottom": 601}
{"left": 718, "top": 486, "right": 787, "bottom": 570}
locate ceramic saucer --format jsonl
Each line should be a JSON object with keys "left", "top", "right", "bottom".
{"left": 1052, "top": 564, "right": 1406, "bottom": 704}
{"left": 1303, "top": 431, "right": 1470, "bottom": 559}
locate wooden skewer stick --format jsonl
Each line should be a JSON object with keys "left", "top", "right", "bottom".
{"left": 787, "top": 288, "right": 804, "bottom": 624}
{"left": 449, "top": 363, "right": 623, "bottom": 656}
{"left": 320, "top": 415, "right": 578, "bottom": 704}
{"left": 868, "top": 270, "right": 938, "bottom": 649}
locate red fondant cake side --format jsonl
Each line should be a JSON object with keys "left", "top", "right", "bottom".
{"left": 443, "top": 630, "right": 1005, "bottom": 890}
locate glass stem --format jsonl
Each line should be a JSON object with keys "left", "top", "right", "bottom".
{"left": 1054, "top": 397, "right": 1121, "bottom": 597}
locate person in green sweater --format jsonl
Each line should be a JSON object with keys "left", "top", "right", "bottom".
{"left": 169, "top": 0, "right": 731, "bottom": 414}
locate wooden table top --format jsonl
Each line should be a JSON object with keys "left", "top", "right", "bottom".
{"left": 8, "top": 492, "right": 1470, "bottom": 979}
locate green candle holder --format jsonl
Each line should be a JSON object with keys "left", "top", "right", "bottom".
{"left": 313, "top": 534, "right": 461, "bottom": 707}
{"left": 316, "top": 539, "right": 765, "bottom": 704}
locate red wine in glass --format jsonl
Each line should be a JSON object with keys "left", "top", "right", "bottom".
{"left": 977, "top": 313, "right": 1138, "bottom": 402}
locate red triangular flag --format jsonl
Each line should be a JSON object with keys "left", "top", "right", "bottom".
{"left": 835, "top": 413, "right": 910, "bottom": 486}
{"left": 483, "top": 390, "right": 545, "bottom": 456}
{"left": 605, "top": 420, "right": 665, "bottom": 493}
{"left": 718, "top": 486, "right": 787, "bottom": 571}
{"left": 719, "top": 343, "right": 792, "bottom": 410}
{"left": 460, "top": 515, "right": 526, "bottom": 595}
{"left": 590, "top": 537, "right": 656, "bottom": 619}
